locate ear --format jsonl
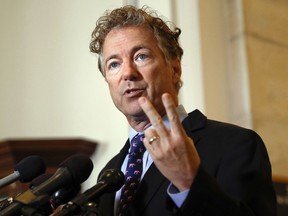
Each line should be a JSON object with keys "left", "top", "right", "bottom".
{"left": 171, "top": 58, "right": 182, "bottom": 82}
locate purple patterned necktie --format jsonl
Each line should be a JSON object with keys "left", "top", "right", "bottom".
{"left": 118, "top": 134, "right": 145, "bottom": 216}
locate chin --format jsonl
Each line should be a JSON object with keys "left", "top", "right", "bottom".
{"left": 129, "top": 107, "right": 143, "bottom": 116}
{"left": 125, "top": 107, "right": 145, "bottom": 118}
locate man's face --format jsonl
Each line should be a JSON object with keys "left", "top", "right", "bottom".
{"left": 102, "top": 25, "right": 181, "bottom": 121}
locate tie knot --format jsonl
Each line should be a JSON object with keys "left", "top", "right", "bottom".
{"left": 130, "top": 134, "right": 145, "bottom": 155}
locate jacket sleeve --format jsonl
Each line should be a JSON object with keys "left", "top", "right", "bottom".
{"left": 177, "top": 130, "right": 277, "bottom": 216}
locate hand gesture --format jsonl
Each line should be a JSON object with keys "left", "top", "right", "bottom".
{"left": 138, "top": 93, "right": 200, "bottom": 191}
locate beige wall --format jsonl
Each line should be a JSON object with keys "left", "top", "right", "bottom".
{"left": 199, "top": 0, "right": 288, "bottom": 178}
{"left": 199, "top": 0, "right": 253, "bottom": 128}
{"left": 243, "top": 0, "right": 288, "bottom": 177}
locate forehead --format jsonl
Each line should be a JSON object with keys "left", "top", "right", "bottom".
{"left": 102, "top": 25, "right": 158, "bottom": 55}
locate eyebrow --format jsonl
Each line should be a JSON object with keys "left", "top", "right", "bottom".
{"left": 104, "top": 54, "right": 119, "bottom": 67}
{"left": 132, "top": 45, "right": 149, "bottom": 54}
{"left": 103, "top": 44, "right": 151, "bottom": 66}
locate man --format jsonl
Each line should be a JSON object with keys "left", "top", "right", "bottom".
{"left": 89, "top": 5, "right": 276, "bottom": 216}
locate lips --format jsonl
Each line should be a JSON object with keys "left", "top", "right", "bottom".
{"left": 124, "top": 88, "right": 145, "bottom": 97}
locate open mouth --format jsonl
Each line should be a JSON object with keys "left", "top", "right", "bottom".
{"left": 124, "top": 88, "right": 144, "bottom": 96}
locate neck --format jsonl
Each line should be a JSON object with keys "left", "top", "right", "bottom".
{"left": 126, "top": 108, "right": 168, "bottom": 132}
{"left": 128, "top": 116, "right": 151, "bottom": 132}
{"left": 125, "top": 96, "right": 183, "bottom": 131}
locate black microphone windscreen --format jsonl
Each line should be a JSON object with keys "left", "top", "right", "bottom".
{"left": 98, "top": 169, "right": 125, "bottom": 192}
{"left": 15, "top": 155, "right": 46, "bottom": 183}
{"left": 60, "top": 153, "right": 94, "bottom": 184}
{"left": 51, "top": 184, "right": 81, "bottom": 207}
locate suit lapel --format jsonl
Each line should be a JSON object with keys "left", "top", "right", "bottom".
{"left": 132, "top": 163, "right": 167, "bottom": 210}
{"left": 116, "top": 139, "right": 130, "bottom": 167}
{"left": 182, "top": 109, "right": 207, "bottom": 145}
{"left": 98, "top": 140, "right": 130, "bottom": 216}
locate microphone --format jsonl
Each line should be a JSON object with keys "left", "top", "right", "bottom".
{"left": 31, "top": 173, "right": 81, "bottom": 213}
{"left": 50, "top": 183, "right": 81, "bottom": 210}
{"left": 18, "top": 173, "right": 81, "bottom": 216}
{"left": 0, "top": 155, "right": 46, "bottom": 189}
{"left": 23, "top": 173, "right": 54, "bottom": 215}
{"left": 0, "top": 169, "right": 50, "bottom": 213}
{"left": 55, "top": 169, "right": 124, "bottom": 216}
{"left": 0, "top": 153, "right": 93, "bottom": 216}
{"left": 29, "top": 173, "right": 53, "bottom": 189}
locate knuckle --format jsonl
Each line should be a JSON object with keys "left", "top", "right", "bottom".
{"left": 153, "top": 115, "right": 163, "bottom": 126}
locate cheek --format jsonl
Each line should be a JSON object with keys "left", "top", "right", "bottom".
{"left": 151, "top": 70, "right": 173, "bottom": 87}
{"left": 107, "top": 81, "right": 119, "bottom": 98}
{"left": 106, "top": 77, "right": 118, "bottom": 90}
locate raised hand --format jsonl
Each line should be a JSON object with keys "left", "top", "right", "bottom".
{"left": 138, "top": 93, "right": 200, "bottom": 191}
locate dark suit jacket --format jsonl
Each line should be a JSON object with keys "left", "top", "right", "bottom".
{"left": 95, "top": 110, "right": 277, "bottom": 216}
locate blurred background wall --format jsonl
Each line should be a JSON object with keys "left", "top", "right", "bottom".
{"left": 0, "top": 0, "right": 287, "bottom": 190}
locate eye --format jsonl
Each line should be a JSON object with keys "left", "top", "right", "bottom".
{"left": 106, "top": 61, "right": 120, "bottom": 72}
{"left": 109, "top": 62, "right": 120, "bottom": 69}
{"left": 136, "top": 54, "right": 147, "bottom": 61}
{"left": 105, "top": 60, "right": 121, "bottom": 76}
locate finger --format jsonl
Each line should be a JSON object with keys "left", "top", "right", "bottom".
{"left": 143, "top": 129, "right": 160, "bottom": 150}
{"left": 143, "top": 128, "right": 158, "bottom": 144}
{"left": 138, "top": 97, "right": 168, "bottom": 137}
{"left": 162, "top": 93, "right": 183, "bottom": 135}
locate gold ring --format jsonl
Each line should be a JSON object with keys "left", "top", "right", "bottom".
{"left": 149, "top": 136, "right": 160, "bottom": 144}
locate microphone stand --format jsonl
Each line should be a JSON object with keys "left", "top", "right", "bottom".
{"left": 81, "top": 201, "right": 98, "bottom": 216}
{"left": 20, "top": 194, "right": 51, "bottom": 216}
{"left": 20, "top": 206, "right": 47, "bottom": 216}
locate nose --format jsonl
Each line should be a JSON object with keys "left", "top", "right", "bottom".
{"left": 122, "top": 60, "right": 140, "bottom": 81}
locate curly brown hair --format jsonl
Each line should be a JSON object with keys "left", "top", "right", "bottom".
{"left": 89, "top": 5, "right": 183, "bottom": 77}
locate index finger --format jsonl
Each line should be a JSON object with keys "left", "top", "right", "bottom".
{"left": 138, "top": 97, "right": 168, "bottom": 136}
{"left": 161, "top": 93, "right": 183, "bottom": 135}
